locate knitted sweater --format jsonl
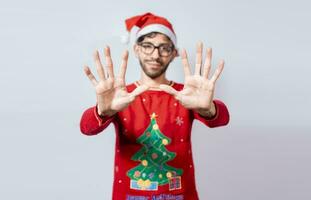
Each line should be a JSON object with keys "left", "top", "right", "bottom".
{"left": 80, "top": 81, "right": 230, "bottom": 200}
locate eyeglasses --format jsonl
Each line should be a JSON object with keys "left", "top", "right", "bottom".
{"left": 138, "top": 42, "right": 175, "bottom": 57}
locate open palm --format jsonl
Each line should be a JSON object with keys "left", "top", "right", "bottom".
{"left": 84, "top": 46, "right": 148, "bottom": 116}
{"left": 160, "top": 42, "right": 224, "bottom": 112}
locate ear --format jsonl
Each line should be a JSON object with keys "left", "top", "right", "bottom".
{"left": 133, "top": 44, "right": 139, "bottom": 58}
{"left": 169, "top": 49, "right": 178, "bottom": 63}
{"left": 174, "top": 48, "right": 179, "bottom": 57}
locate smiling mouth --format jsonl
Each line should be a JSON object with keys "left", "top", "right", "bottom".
{"left": 147, "top": 62, "right": 161, "bottom": 67}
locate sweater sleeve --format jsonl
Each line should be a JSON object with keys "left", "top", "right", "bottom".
{"left": 80, "top": 106, "right": 116, "bottom": 135}
{"left": 193, "top": 99, "right": 230, "bottom": 128}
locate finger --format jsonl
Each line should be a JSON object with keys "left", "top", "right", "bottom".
{"left": 83, "top": 65, "right": 98, "bottom": 86}
{"left": 159, "top": 85, "right": 179, "bottom": 97}
{"left": 129, "top": 85, "right": 149, "bottom": 100}
{"left": 210, "top": 60, "right": 225, "bottom": 83}
{"left": 203, "top": 48, "right": 212, "bottom": 79}
{"left": 104, "top": 46, "right": 115, "bottom": 78}
{"left": 93, "top": 50, "right": 106, "bottom": 80}
{"left": 194, "top": 42, "right": 203, "bottom": 75}
{"left": 118, "top": 50, "right": 129, "bottom": 79}
{"left": 181, "top": 49, "right": 191, "bottom": 77}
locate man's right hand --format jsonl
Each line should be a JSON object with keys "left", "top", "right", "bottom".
{"left": 84, "top": 46, "right": 148, "bottom": 117}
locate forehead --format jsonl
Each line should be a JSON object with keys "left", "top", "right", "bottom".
{"left": 142, "top": 33, "right": 172, "bottom": 45}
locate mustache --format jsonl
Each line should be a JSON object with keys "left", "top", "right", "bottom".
{"left": 145, "top": 59, "right": 163, "bottom": 65}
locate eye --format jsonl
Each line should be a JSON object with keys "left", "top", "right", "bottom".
{"left": 142, "top": 44, "right": 153, "bottom": 49}
{"left": 161, "top": 45, "right": 173, "bottom": 52}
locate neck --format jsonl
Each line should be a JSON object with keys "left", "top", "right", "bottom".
{"left": 138, "top": 72, "right": 170, "bottom": 89}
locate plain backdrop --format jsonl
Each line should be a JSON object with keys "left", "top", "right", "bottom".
{"left": 1, "top": 0, "right": 310, "bottom": 199}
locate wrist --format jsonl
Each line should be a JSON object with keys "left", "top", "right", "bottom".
{"left": 96, "top": 105, "right": 115, "bottom": 117}
{"left": 197, "top": 101, "right": 216, "bottom": 118}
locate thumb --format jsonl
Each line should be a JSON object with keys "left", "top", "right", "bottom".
{"left": 159, "top": 84, "right": 178, "bottom": 97}
{"left": 130, "top": 85, "right": 149, "bottom": 98}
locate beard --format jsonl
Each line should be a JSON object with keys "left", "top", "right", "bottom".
{"left": 139, "top": 58, "right": 172, "bottom": 79}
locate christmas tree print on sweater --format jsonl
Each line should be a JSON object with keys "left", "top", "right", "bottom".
{"left": 127, "top": 113, "right": 183, "bottom": 191}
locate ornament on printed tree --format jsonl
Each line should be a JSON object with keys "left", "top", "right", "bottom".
{"left": 127, "top": 113, "right": 183, "bottom": 191}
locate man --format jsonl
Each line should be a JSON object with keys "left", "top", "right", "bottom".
{"left": 80, "top": 12, "right": 229, "bottom": 200}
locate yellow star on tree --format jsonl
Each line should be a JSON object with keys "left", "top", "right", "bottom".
{"left": 150, "top": 112, "right": 158, "bottom": 119}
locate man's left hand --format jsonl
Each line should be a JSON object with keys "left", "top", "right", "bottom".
{"left": 159, "top": 42, "right": 225, "bottom": 118}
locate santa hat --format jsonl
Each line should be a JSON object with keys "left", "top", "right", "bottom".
{"left": 121, "top": 12, "right": 177, "bottom": 47}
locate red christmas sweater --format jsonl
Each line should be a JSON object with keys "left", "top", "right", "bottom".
{"left": 80, "top": 81, "right": 230, "bottom": 200}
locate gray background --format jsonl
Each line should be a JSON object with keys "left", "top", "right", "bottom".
{"left": 1, "top": 0, "right": 310, "bottom": 199}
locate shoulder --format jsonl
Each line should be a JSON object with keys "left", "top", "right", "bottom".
{"left": 171, "top": 81, "right": 184, "bottom": 91}
{"left": 125, "top": 82, "right": 137, "bottom": 93}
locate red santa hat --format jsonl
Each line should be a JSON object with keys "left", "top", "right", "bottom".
{"left": 121, "top": 12, "right": 177, "bottom": 47}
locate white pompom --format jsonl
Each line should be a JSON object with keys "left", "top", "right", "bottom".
{"left": 120, "top": 31, "right": 130, "bottom": 44}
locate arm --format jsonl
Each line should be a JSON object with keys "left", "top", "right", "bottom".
{"left": 80, "top": 106, "right": 116, "bottom": 135}
{"left": 196, "top": 100, "right": 217, "bottom": 119}
{"left": 81, "top": 46, "right": 148, "bottom": 135}
{"left": 193, "top": 99, "right": 230, "bottom": 128}
{"left": 160, "top": 42, "right": 228, "bottom": 128}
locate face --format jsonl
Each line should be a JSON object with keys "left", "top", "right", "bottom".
{"left": 134, "top": 33, "right": 177, "bottom": 79}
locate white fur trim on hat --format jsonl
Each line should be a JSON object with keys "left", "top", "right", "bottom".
{"left": 136, "top": 24, "right": 177, "bottom": 47}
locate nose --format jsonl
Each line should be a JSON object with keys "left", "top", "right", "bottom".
{"left": 150, "top": 47, "right": 160, "bottom": 58}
